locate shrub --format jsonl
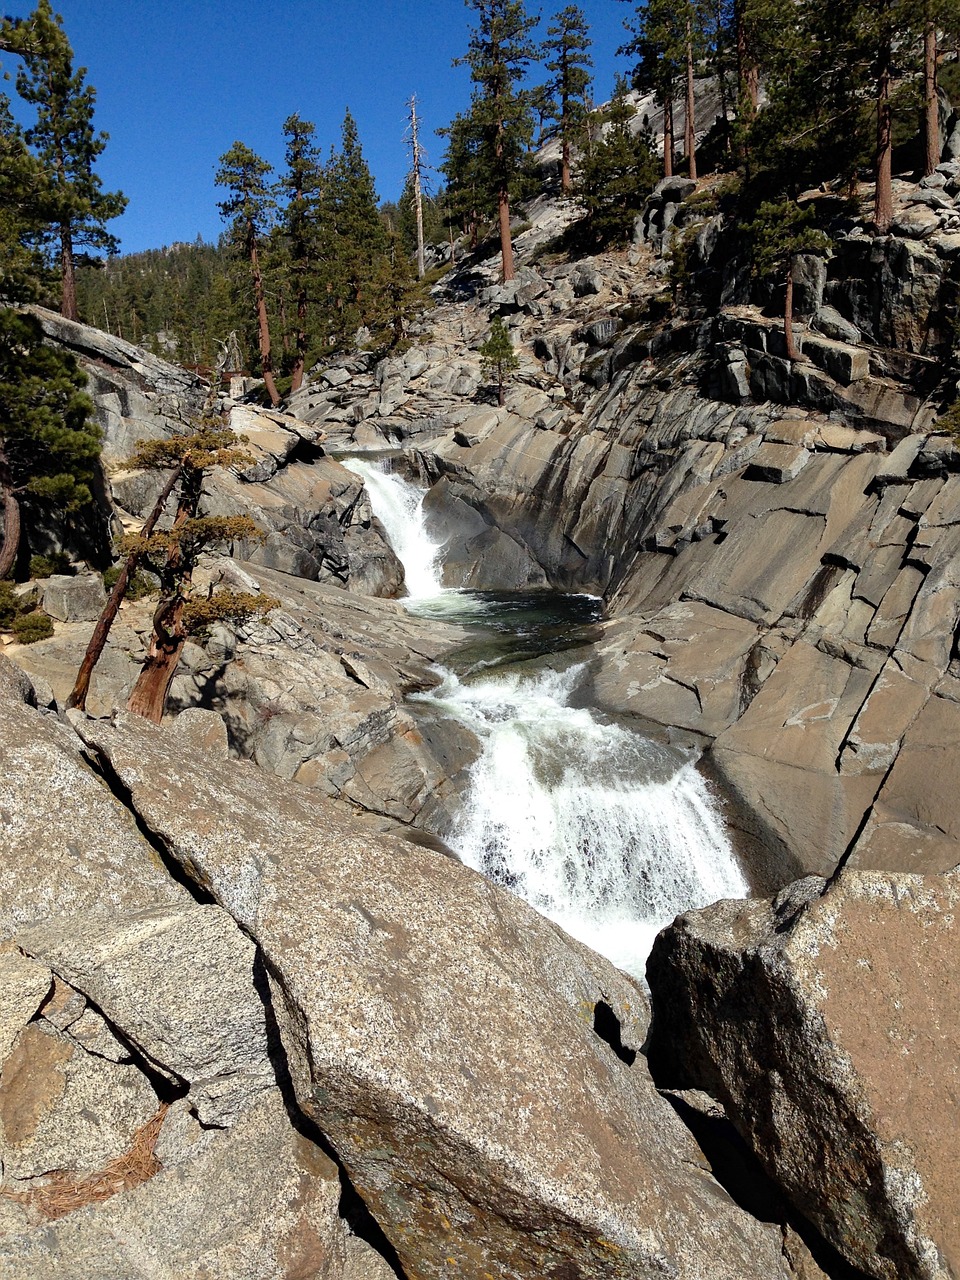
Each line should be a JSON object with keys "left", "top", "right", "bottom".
{"left": 12, "top": 610, "right": 54, "bottom": 644}
{"left": 103, "top": 565, "right": 156, "bottom": 601}
{"left": 0, "top": 581, "right": 19, "bottom": 629}
{"left": 29, "top": 552, "right": 73, "bottom": 579}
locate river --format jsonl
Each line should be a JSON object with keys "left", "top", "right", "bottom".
{"left": 344, "top": 455, "right": 747, "bottom": 978}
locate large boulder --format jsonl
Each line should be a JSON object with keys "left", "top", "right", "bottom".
{"left": 73, "top": 710, "right": 793, "bottom": 1280}
{"left": 647, "top": 870, "right": 960, "bottom": 1280}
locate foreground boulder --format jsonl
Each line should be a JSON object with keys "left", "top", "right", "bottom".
{"left": 74, "top": 709, "right": 792, "bottom": 1280}
{"left": 647, "top": 870, "right": 960, "bottom": 1280}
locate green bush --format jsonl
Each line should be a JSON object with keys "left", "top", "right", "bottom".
{"left": 29, "top": 552, "right": 73, "bottom": 579}
{"left": 103, "top": 564, "right": 156, "bottom": 601}
{"left": 0, "top": 581, "right": 19, "bottom": 629}
{"left": 12, "top": 610, "right": 54, "bottom": 644}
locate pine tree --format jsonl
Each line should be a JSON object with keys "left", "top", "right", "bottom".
{"left": 120, "top": 425, "right": 277, "bottom": 723}
{"left": 0, "top": 93, "right": 52, "bottom": 305}
{"left": 2, "top": 0, "right": 126, "bottom": 321}
{"left": 440, "top": 109, "right": 487, "bottom": 249}
{"left": 368, "top": 230, "right": 431, "bottom": 351}
{"left": 479, "top": 315, "right": 520, "bottom": 405}
{"left": 323, "top": 110, "right": 388, "bottom": 349}
{"left": 456, "top": 0, "right": 539, "bottom": 282}
{"left": 620, "top": 0, "right": 684, "bottom": 178}
{"left": 215, "top": 142, "right": 280, "bottom": 406}
{"left": 744, "top": 200, "right": 830, "bottom": 361}
{"left": 542, "top": 6, "right": 593, "bottom": 193}
{"left": 579, "top": 88, "right": 659, "bottom": 245}
{"left": 0, "top": 308, "right": 100, "bottom": 577}
{"left": 280, "top": 113, "right": 322, "bottom": 393}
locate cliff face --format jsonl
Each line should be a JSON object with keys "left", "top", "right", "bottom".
{"left": 279, "top": 173, "right": 960, "bottom": 892}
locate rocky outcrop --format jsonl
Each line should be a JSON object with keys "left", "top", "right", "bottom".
{"left": 29, "top": 306, "right": 403, "bottom": 598}
{"left": 8, "top": 558, "right": 474, "bottom": 830}
{"left": 69, "top": 705, "right": 793, "bottom": 1280}
{"left": 647, "top": 870, "right": 960, "bottom": 1280}
{"left": 0, "top": 664, "right": 797, "bottom": 1279}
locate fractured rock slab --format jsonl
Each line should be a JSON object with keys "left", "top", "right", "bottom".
{"left": 648, "top": 870, "right": 960, "bottom": 1280}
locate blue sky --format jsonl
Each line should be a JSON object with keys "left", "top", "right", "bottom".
{"left": 2, "top": 1, "right": 632, "bottom": 254}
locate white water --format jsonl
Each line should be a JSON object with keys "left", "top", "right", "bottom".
{"left": 415, "top": 667, "right": 747, "bottom": 977}
{"left": 342, "top": 456, "right": 447, "bottom": 600}
{"left": 349, "top": 457, "right": 749, "bottom": 978}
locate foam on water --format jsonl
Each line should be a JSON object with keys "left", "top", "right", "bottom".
{"left": 415, "top": 667, "right": 747, "bottom": 977}
{"left": 351, "top": 457, "right": 749, "bottom": 977}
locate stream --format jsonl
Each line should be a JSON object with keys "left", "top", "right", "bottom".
{"left": 344, "top": 455, "right": 747, "bottom": 978}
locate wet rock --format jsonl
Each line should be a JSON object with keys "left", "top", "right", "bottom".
{"left": 647, "top": 869, "right": 960, "bottom": 1280}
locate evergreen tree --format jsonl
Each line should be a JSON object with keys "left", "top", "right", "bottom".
{"left": 120, "top": 425, "right": 277, "bottom": 723}
{"left": 542, "top": 6, "right": 593, "bottom": 193}
{"left": 744, "top": 199, "right": 830, "bottom": 360}
{"left": 215, "top": 142, "right": 281, "bottom": 405}
{"left": 280, "top": 113, "right": 322, "bottom": 393}
{"left": 323, "top": 110, "right": 388, "bottom": 348}
{"left": 0, "top": 93, "right": 51, "bottom": 305}
{"left": 2, "top": 0, "right": 126, "bottom": 321}
{"left": 368, "top": 230, "right": 431, "bottom": 351}
{"left": 0, "top": 308, "right": 100, "bottom": 577}
{"left": 479, "top": 315, "right": 520, "bottom": 405}
{"left": 456, "top": 0, "right": 539, "bottom": 282}
{"left": 579, "top": 89, "right": 659, "bottom": 245}
{"left": 440, "top": 109, "right": 487, "bottom": 249}
{"left": 620, "top": 0, "right": 685, "bottom": 178}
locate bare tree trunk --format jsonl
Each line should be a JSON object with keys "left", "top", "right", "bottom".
{"left": 663, "top": 91, "right": 675, "bottom": 179}
{"left": 126, "top": 595, "right": 187, "bottom": 723}
{"left": 561, "top": 136, "right": 572, "bottom": 194}
{"left": 60, "top": 224, "right": 78, "bottom": 322}
{"left": 784, "top": 267, "right": 800, "bottom": 362}
{"left": 290, "top": 278, "right": 307, "bottom": 395}
{"left": 498, "top": 184, "right": 515, "bottom": 282}
{"left": 249, "top": 234, "right": 280, "bottom": 407}
{"left": 716, "top": 0, "right": 731, "bottom": 155}
{"left": 409, "top": 96, "right": 426, "bottom": 278}
{"left": 686, "top": 22, "right": 698, "bottom": 181}
{"left": 67, "top": 465, "right": 182, "bottom": 712}
{"left": 924, "top": 13, "right": 940, "bottom": 177}
{"left": 874, "top": 49, "right": 894, "bottom": 235}
{"left": 0, "top": 447, "right": 20, "bottom": 580}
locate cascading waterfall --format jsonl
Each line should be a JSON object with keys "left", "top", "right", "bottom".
{"left": 342, "top": 456, "right": 446, "bottom": 599}
{"left": 347, "top": 455, "right": 748, "bottom": 978}
{"left": 414, "top": 668, "right": 746, "bottom": 977}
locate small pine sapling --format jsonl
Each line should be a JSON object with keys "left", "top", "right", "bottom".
{"left": 479, "top": 315, "right": 520, "bottom": 406}
{"left": 743, "top": 200, "right": 830, "bottom": 362}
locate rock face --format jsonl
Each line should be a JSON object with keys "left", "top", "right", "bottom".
{"left": 29, "top": 306, "right": 403, "bottom": 599}
{"left": 0, "top": 664, "right": 377, "bottom": 1277}
{"left": 647, "top": 871, "right": 960, "bottom": 1280}
{"left": 71, "top": 708, "right": 793, "bottom": 1280}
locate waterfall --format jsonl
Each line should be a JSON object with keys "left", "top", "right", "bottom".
{"left": 349, "top": 455, "right": 748, "bottom": 978}
{"left": 415, "top": 667, "right": 747, "bottom": 978}
{"left": 342, "top": 456, "right": 446, "bottom": 599}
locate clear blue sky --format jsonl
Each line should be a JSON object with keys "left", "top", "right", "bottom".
{"left": 2, "top": 1, "right": 633, "bottom": 255}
